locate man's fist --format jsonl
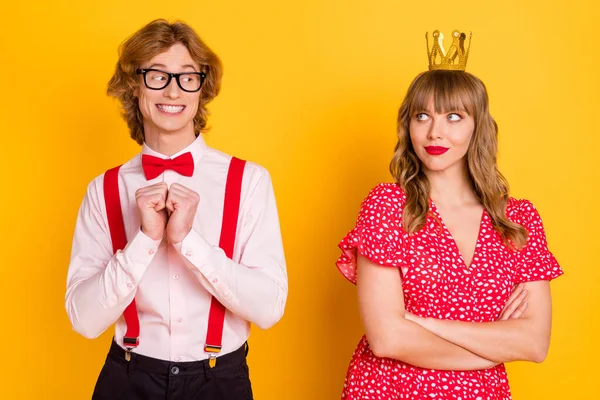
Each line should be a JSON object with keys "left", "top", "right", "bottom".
{"left": 165, "top": 183, "right": 200, "bottom": 243}
{"left": 135, "top": 182, "right": 169, "bottom": 240}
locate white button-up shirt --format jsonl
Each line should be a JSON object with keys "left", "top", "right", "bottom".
{"left": 66, "top": 135, "right": 288, "bottom": 361}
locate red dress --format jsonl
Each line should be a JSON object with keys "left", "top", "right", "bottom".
{"left": 336, "top": 183, "right": 563, "bottom": 400}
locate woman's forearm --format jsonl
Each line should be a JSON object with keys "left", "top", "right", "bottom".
{"left": 370, "top": 318, "right": 499, "bottom": 371}
{"left": 408, "top": 281, "right": 553, "bottom": 364}
{"left": 411, "top": 317, "right": 549, "bottom": 363}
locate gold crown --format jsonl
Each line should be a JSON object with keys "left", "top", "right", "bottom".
{"left": 426, "top": 30, "right": 472, "bottom": 71}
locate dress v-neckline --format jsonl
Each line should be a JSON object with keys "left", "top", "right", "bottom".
{"left": 429, "top": 200, "right": 486, "bottom": 271}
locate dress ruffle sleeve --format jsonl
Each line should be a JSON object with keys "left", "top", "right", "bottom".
{"left": 336, "top": 183, "right": 407, "bottom": 284}
{"left": 513, "top": 200, "right": 563, "bottom": 283}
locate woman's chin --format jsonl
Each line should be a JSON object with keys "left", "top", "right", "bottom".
{"left": 421, "top": 162, "right": 451, "bottom": 173}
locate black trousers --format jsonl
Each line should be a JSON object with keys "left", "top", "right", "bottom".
{"left": 92, "top": 340, "right": 253, "bottom": 400}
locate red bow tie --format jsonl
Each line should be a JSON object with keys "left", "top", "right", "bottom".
{"left": 141, "top": 152, "right": 194, "bottom": 180}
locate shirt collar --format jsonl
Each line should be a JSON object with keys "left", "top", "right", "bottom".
{"left": 141, "top": 134, "right": 208, "bottom": 166}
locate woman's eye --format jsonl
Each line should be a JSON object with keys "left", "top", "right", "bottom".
{"left": 416, "top": 113, "right": 429, "bottom": 121}
{"left": 447, "top": 113, "right": 462, "bottom": 121}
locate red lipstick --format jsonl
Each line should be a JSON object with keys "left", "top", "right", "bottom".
{"left": 425, "top": 146, "right": 449, "bottom": 155}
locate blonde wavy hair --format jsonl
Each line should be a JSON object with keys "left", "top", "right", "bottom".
{"left": 107, "top": 19, "right": 223, "bottom": 145}
{"left": 389, "top": 70, "right": 528, "bottom": 249}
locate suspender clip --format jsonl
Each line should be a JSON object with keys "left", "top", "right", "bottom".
{"left": 125, "top": 348, "right": 132, "bottom": 362}
{"left": 123, "top": 336, "right": 138, "bottom": 362}
{"left": 208, "top": 354, "right": 217, "bottom": 368}
{"left": 204, "top": 344, "right": 222, "bottom": 369}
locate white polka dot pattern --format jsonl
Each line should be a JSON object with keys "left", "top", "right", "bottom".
{"left": 336, "top": 183, "right": 563, "bottom": 399}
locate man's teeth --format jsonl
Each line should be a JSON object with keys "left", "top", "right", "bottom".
{"left": 157, "top": 105, "right": 185, "bottom": 113}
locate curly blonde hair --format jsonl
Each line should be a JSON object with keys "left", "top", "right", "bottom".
{"left": 107, "top": 19, "right": 223, "bottom": 145}
{"left": 389, "top": 70, "right": 528, "bottom": 249}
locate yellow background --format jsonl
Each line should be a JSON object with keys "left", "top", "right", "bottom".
{"left": 0, "top": 0, "right": 597, "bottom": 398}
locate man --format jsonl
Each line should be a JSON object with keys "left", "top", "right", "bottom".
{"left": 66, "top": 19, "right": 287, "bottom": 399}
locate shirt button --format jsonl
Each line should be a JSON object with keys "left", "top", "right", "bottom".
{"left": 177, "top": 317, "right": 183, "bottom": 323}
{"left": 171, "top": 366, "right": 180, "bottom": 375}
{"left": 212, "top": 278, "right": 218, "bottom": 284}
{"left": 148, "top": 248, "right": 155, "bottom": 255}
{"left": 174, "top": 357, "right": 181, "bottom": 362}
{"left": 173, "top": 274, "right": 179, "bottom": 280}
{"left": 185, "top": 250, "right": 192, "bottom": 257}
{"left": 126, "top": 282, "right": 133, "bottom": 289}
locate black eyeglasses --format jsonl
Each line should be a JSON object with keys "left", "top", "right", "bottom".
{"left": 136, "top": 69, "right": 207, "bottom": 92}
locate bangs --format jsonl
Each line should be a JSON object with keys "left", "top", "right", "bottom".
{"left": 408, "top": 71, "right": 479, "bottom": 116}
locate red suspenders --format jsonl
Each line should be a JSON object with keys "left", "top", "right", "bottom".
{"left": 104, "top": 166, "right": 140, "bottom": 350}
{"left": 103, "top": 157, "right": 246, "bottom": 366}
{"left": 204, "top": 156, "right": 246, "bottom": 367}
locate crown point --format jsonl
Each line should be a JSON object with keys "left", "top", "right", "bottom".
{"left": 453, "top": 30, "right": 460, "bottom": 37}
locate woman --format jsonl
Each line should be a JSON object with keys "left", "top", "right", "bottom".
{"left": 336, "top": 31, "right": 563, "bottom": 399}
{"left": 66, "top": 19, "right": 287, "bottom": 399}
